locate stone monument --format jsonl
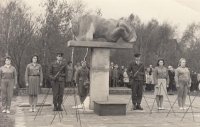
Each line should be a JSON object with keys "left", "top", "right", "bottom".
{"left": 68, "top": 14, "right": 137, "bottom": 110}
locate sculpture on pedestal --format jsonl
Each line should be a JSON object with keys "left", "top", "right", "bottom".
{"left": 71, "top": 14, "right": 137, "bottom": 42}
{"left": 70, "top": 14, "right": 137, "bottom": 108}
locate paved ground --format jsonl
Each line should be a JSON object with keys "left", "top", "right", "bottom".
{"left": 14, "top": 91, "right": 200, "bottom": 127}
{"left": 0, "top": 96, "right": 16, "bottom": 127}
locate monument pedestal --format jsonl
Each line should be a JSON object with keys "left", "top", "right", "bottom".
{"left": 68, "top": 40, "right": 133, "bottom": 112}
{"left": 89, "top": 48, "right": 110, "bottom": 109}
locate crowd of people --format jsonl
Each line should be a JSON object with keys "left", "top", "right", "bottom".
{"left": 1, "top": 52, "right": 200, "bottom": 113}
{"left": 127, "top": 54, "right": 200, "bottom": 111}
{"left": 109, "top": 62, "right": 129, "bottom": 87}
{"left": 109, "top": 61, "right": 200, "bottom": 94}
{"left": 0, "top": 52, "right": 91, "bottom": 113}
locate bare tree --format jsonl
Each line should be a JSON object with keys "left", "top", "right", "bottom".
{"left": 0, "top": 0, "right": 36, "bottom": 87}
{"left": 180, "top": 23, "right": 200, "bottom": 71}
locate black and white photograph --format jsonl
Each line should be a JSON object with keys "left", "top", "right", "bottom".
{"left": 0, "top": 0, "right": 200, "bottom": 127}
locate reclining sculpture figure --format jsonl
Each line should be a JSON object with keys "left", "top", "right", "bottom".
{"left": 71, "top": 14, "right": 137, "bottom": 42}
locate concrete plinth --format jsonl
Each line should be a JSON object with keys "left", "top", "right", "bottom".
{"left": 67, "top": 41, "right": 133, "bottom": 110}
{"left": 89, "top": 48, "right": 110, "bottom": 109}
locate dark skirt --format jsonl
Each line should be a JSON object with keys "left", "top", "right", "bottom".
{"left": 77, "top": 80, "right": 87, "bottom": 96}
{"left": 78, "top": 80, "right": 89, "bottom": 103}
{"left": 27, "top": 76, "right": 40, "bottom": 95}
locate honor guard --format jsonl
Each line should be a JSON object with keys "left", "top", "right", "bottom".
{"left": 127, "top": 53, "right": 146, "bottom": 110}
{"left": 49, "top": 52, "right": 66, "bottom": 111}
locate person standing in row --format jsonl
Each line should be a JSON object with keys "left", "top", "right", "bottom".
{"left": 147, "top": 65, "right": 154, "bottom": 91}
{"left": 76, "top": 61, "right": 90, "bottom": 103}
{"left": 0, "top": 55, "right": 17, "bottom": 114}
{"left": 109, "top": 62, "right": 114, "bottom": 87}
{"left": 168, "top": 66, "right": 175, "bottom": 95}
{"left": 175, "top": 58, "right": 191, "bottom": 110}
{"left": 73, "top": 62, "right": 82, "bottom": 86}
{"left": 25, "top": 55, "right": 43, "bottom": 112}
{"left": 49, "top": 52, "right": 66, "bottom": 111}
{"left": 119, "top": 66, "right": 125, "bottom": 87}
{"left": 153, "top": 59, "right": 169, "bottom": 110}
{"left": 128, "top": 53, "right": 145, "bottom": 110}
{"left": 123, "top": 68, "right": 129, "bottom": 87}
{"left": 143, "top": 69, "right": 148, "bottom": 91}
{"left": 65, "top": 61, "right": 73, "bottom": 87}
{"left": 191, "top": 72, "right": 198, "bottom": 92}
{"left": 112, "top": 64, "right": 119, "bottom": 87}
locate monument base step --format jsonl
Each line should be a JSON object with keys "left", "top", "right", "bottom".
{"left": 17, "top": 87, "right": 132, "bottom": 96}
{"left": 94, "top": 101, "right": 126, "bottom": 116}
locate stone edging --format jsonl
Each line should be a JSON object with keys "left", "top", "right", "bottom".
{"left": 15, "top": 96, "right": 26, "bottom": 127}
{"left": 18, "top": 88, "right": 132, "bottom": 96}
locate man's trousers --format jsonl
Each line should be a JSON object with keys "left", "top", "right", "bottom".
{"left": 131, "top": 80, "right": 143, "bottom": 105}
{"left": 52, "top": 81, "right": 64, "bottom": 105}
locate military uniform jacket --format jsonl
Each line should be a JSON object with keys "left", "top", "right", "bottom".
{"left": 49, "top": 61, "right": 66, "bottom": 82}
{"left": 76, "top": 67, "right": 89, "bottom": 83}
{"left": 127, "top": 62, "right": 146, "bottom": 82}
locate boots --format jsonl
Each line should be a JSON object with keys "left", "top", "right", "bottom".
{"left": 133, "top": 104, "right": 137, "bottom": 110}
{"left": 169, "top": 89, "right": 172, "bottom": 95}
{"left": 57, "top": 104, "right": 63, "bottom": 111}
{"left": 136, "top": 104, "right": 143, "bottom": 110}
{"left": 53, "top": 103, "right": 57, "bottom": 111}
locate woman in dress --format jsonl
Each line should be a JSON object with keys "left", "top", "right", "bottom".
{"left": 76, "top": 61, "right": 90, "bottom": 103}
{"left": 175, "top": 58, "right": 191, "bottom": 110}
{"left": 25, "top": 55, "right": 43, "bottom": 112}
{"left": 153, "top": 59, "right": 169, "bottom": 110}
{"left": 123, "top": 68, "right": 129, "bottom": 87}
{"left": 0, "top": 55, "right": 17, "bottom": 114}
{"left": 112, "top": 64, "right": 119, "bottom": 87}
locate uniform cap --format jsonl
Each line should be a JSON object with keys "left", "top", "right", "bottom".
{"left": 57, "top": 52, "right": 63, "bottom": 56}
{"left": 134, "top": 53, "right": 141, "bottom": 57}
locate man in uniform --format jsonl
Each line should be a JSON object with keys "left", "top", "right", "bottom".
{"left": 127, "top": 53, "right": 145, "bottom": 110}
{"left": 49, "top": 52, "right": 66, "bottom": 111}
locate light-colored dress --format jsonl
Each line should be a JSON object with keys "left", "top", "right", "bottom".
{"left": 123, "top": 71, "right": 129, "bottom": 83}
{"left": 153, "top": 66, "right": 169, "bottom": 98}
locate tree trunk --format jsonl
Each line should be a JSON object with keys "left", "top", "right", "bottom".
{"left": 17, "top": 66, "right": 21, "bottom": 88}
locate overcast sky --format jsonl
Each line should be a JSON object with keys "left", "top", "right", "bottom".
{"left": 24, "top": 0, "right": 200, "bottom": 37}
